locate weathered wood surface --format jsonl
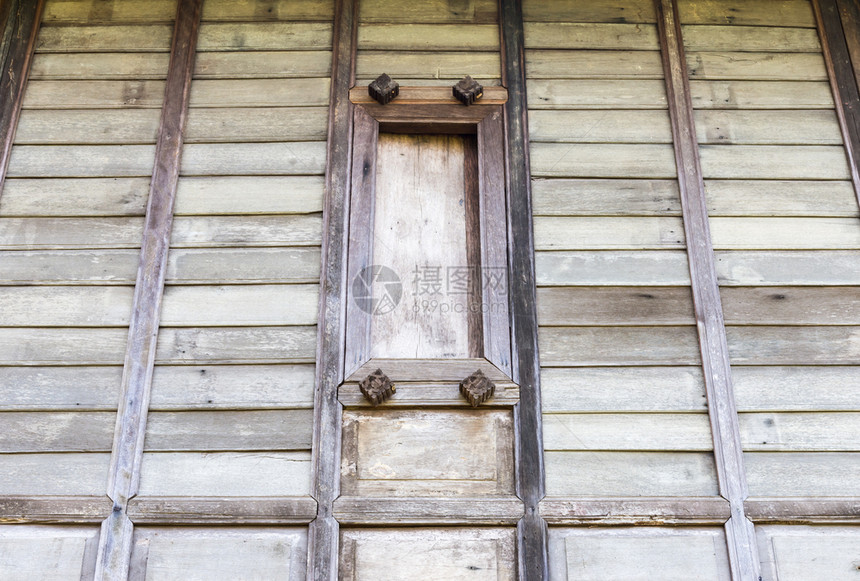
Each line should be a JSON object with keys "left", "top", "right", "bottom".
{"left": 720, "top": 286, "right": 860, "bottom": 324}
{"left": 681, "top": 24, "right": 821, "bottom": 52}
{"left": 193, "top": 51, "right": 331, "bottom": 78}
{"left": 695, "top": 110, "right": 842, "bottom": 144}
{"left": 541, "top": 498, "right": 730, "bottom": 525}
{"left": 171, "top": 215, "right": 323, "bottom": 246}
{"left": 714, "top": 250, "right": 860, "bottom": 285}
{"left": 0, "top": 527, "right": 100, "bottom": 578}
{"left": 22, "top": 80, "right": 166, "bottom": 108}
{"left": 537, "top": 286, "right": 695, "bottom": 325}
{"left": 526, "top": 50, "right": 664, "bottom": 79}
{"left": 539, "top": 326, "right": 701, "bottom": 366}
{"left": 536, "top": 250, "right": 692, "bottom": 286}
{"left": 175, "top": 176, "right": 323, "bottom": 213}
{"left": 0, "top": 453, "right": 111, "bottom": 495}
{"left": 197, "top": 22, "right": 332, "bottom": 50}
{"left": 338, "top": 380, "right": 520, "bottom": 408}
{"left": 535, "top": 217, "right": 685, "bottom": 249}
{"left": 201, "top": 0, "right": 334, "bottom": 21}
{"left": 36, "top": 25, "right": 174, "bottom": 52}
{"left": 757, "top": 526, "right": 860, "bottom": 579}
{"left": 29, "top": 53, "right": 170, "bottom": 80}
{"left": 739, "top": 412, "right": 860, "bottom": 451}
{"left": 545, "top": 451, "right": 718, "bottom": 496}
{"left": 333, "top": 497, "right": 524, "bottom": 525}
{"left": 137, "top": 452, "right": 311, "bottom": 496}
{"left": 733, "top": 366, "right": 860, "bottom": 411}
{"left": 346, "top": 358, "right": 512, "bottom": 382}
{"left": 7, "top": 145, "right": 157, "bottom": 177}
{"left": 529, "top": 110, "right": 672, "bottom": 143}
{"left": 523, "top": 0, "right": 656, "bottom": 24}
{"left": 687, "top": 52, "right": 827, "bottom": 80}
{"left": 531, "top": 143, "right": 677, "bottom": 177}
{"left": 42, "top": 0, "right": 177, "bottom": 23}
{"left": 528, "top": 79, "right": 668, "bottom": 109}
{"left": 704, "top": 180, "right": 858, "bottom": 216}
{"left": 699, "top": 145, "right": 850, "bottom": 179}
{"left": 543, "top": 413, "right": 713, "bottom": 450}
{"left": 1, "top": 178, "right": 150, "bottom": 215}
{"left": 0, "top": 412, "right": 115, "bottom": 452}
{"left": 184, "top": 107, "right": 328, "bottom": 142}
{"left": 709, "top": 218, "right": 860, "bottom": 248}
{"left": 532, "top": 179, "right": 681, "bottom": 215}
{"left": 747, "top": 502, "right": 860, "bottom": 523}
{"left": 189, "top": 78, "right": 331, "bottom": 106}
{"left": 745, "top": 452, "right": 860, "bottom": 496}
{"left": 524, "top": 23, "right": 659, "bottom": 49}
{"left": 180, "top": 142, "right": 327, "bottom": 175}
{"left": 355, "top": 51, "right": 500, "bottom": 80}
{"left": 689, "top": 80, "right": 834, "bottom": 108}
{"left": 677, "top": 0, "right": 815, "bottom": 27}
{"left": 0, "top": 498, "right": 111, "bottom": 522}
{"left": 358, "top": 24, "right": 498, "bottom": 50}
{"left": 160, "top": 284, "right": 319, "bottom": 326}
{"left": 126, "top": 498, "right": 317, "bottom": 524}
{"left": 726, "top": 325, "right": 860, "bottom": 364}
{"left": 359, "top": 0, "right": 497, "bottom": 23}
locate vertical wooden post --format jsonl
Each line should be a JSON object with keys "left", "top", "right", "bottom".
{"left": 654, "top": 1, "right": 761, "bottom": 579}
{"left": 94, "top": 0, "right": 202, "bottom": 578}
{"left": 308, "top": 0, "right": 358, "bottom": 577}
{"left": 498, "top": 0, "right": 549, "bottom": 579}
{"left": 0, "top": 0, "right": 44, "bottom": 195}
{"left": 815, "top": 0, "right": 860, "bottom": 209}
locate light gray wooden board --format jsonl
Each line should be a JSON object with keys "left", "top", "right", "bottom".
{"left": 547, "top": 527, "right": 731, "bottom": 581}
{"left": 732, "top": 366, "right": 860, "bottom": 411}
{"left": 704, "top": 180, "right": 858, "bottom": 216}
{"left": 523, "top": 23, "right": 659, "bottom": 50}
{"left": 159, "top": 285, "right": 320, "bottom": 326}
{"left": 694, "top": 110, "right": 842, "bottom": 144}
{"left": 125, "top": 497, "right": 317, "bottom": 525}
{"left": 29, "top": 53, "right": 171, "bottom": 80}
{"left": 175, "top": 176, "right": 324, "bottom": 213}
{"left": 528, "top": 110, "right": 673, "bottom": 143}
{"left": 0, "top": 453, "right": 111, "bottom": 495}
{"left": 358, "top": 24, "right": 499, "bottom": 50}
{"left": 719, "top": 286, "right": 860, "bottom": 324}
{"left": 530, "top": 144, "right": 677, "bottom": 178}
{"left": 184, "top": 107, "right": 328, "bottom": 142}
{"left": 196, "top": 22, "right": 333, "bottom": 50}
{"left": 0, "top": 412, "right": 115, "bottom": 452}
{"left": 359, "top": 0, "right": 497, "bottom": 23}
{"left": 677, "top": 0, "right": 816, "bottom": 27}
{"left": 532, "top": 179, "right": 682, "bottom": 216}
{"left": 130, "top": 527, "right": 308, "bottom": 581}
{"left": 192, "top": 51, "right": 331, "bottom": 78}
{"left": 686, "top": 52, "right": 827, "bottom": 80}
{"left": 180, "top": 142, "right": 327, "bottom": 176}
{"left": 22, "top": 80, "right": 166, "bottom": 109}
{"left": 534, "top": 217, "right": 685, "bottom": 249}
{"left": 756, "top": 526, "right": 860, "bottom": 581}
{"left": 527, "top": 79, "right": 668, "bottom": 109}
{"left": 355, "top": 51, "right": 500, "bottom": 80}
{"left": 0, "top": 286, "right": 134, "bottom": 326}
{"left": 522, "top": 0, "right": 657, "bottom": 24}
{"left": 0, "top": 527, "right": 100, "bottom": 581}
{"left": 543, "top": 413, "right": 714, "bottom": 450}
{"left": 537, "top": 286, "right": 696, "bottom": 325}
{"left": 745, "top": 452, "right": 860, "bottom": 496}
{"left": 709, "top": 218, "right": 860, "bottom": 249}
{"left": 539, "top": 326, "right": 701, "bottom": 366}
{"left": 714, "top": 250, "right": 860, "bottom": 285}
{"left": 739, "top": 412, "right": 860, "bottom": 451}
{"left": 681, "top": 24, "right": 821, "bottom": 52}
{"left": 726, "top": 326, "right": 860, "bottom": 364}
{"left": 689, "top": 80, "right": 835, "bottom": 108}
{"left": 544, "top": 451, "right": 719, "bottom": 496}
{"left": 136, "top": 451, "right": 311, "bottom": 496}
{"left": 0, "top": 248, "right": 320, "bottom": 285}
{"left": 188, "top": 78, "right": 331, "bottom": 107}
{"left": 36, "top": 25, "right": 174, "bottom": 53}
{"left": 699, "top": 145, "right": 851, "bottom": 179}
{"left": 7, "top": 145, "right": 157, "bottom": 177}
{"left": 333, "top": 497, "right": 524, "bottom": 525}
{"left": 541, "top": 367, "right": 708, "bottom": 412}
{"left": 0, "top": 328, "right": 129, "bottom": 364}
{"left": 536, "top": 251, "right": 692, "bottom": 286}
{"left": 0, "top": 366, "right": 122, "bottom": 410}
{"left": 526, "top": 50, "right": 664, "bottom": 79}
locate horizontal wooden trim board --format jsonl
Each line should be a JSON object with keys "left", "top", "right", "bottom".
{"left": 677, "top": 0, "right": 816, "bottom": 27}
{"left": 357, "top": 24, "right": 500, "bottom": 50}
{"left": 0, "top": 496, "right": 112, "bottom": 523}
{"left": 359, "top": 0, "right": 497, "bottom": 23}
{"left": 522, "top": 1, "right": 657, "bottom": 24}
{"left": 126, "top": 497, "right": 318, "bottom": 524}
{"left": 333, "top": 497, "right": 524, "bottom": 525}
{"left": 745, "top": 498, "right": 860, "bottom": 523}
{"left": 539, "top": 497, "right": 731, "bottom": 525}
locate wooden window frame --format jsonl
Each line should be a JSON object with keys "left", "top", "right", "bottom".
{"left": 343, "top": 87, "right": 513, "bottom": 381}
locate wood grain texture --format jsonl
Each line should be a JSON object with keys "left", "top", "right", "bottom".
{"left": 689, "top": 79, "right": 834, "bottom": 108}
{"left": 530, "top": 143, "right": 677, "bottom": 178}
{"left": 528, "top": 79, "right": 668, "bottom": 109}
{"left": 532, "top": 179, "right": 682, "bottom": 216}
{"left": 534, "top": 217, "right": 685, "bottom": 249}
{"left": 359, "top": 0, "right": 497, "bottom": 23}
{"left": 29, "top": 53, "right": 171, "bottom": 80}
{"left": 537, "top": 286, "right": 695, "bottom": 325}
{"left": 523, "top": 0, "right": 656, "bottom": 24}
{"left": 699, "top": 145, "right": 851, "bottom": 179}
{"left": 0, "top": 498, "right": 111, "bottom": 523}
{"left": 175, "top": 176, "right": 324, "bottom": 214}
{"left": 197, "top": 22, "right": 333, "bottom": 50}
{"left": 540, "top": 498, "right": 730, "bottom": 525}
{"left": 1, "top": 177, "right": 150, "bottom": 215}
{"left": 726, "top": 325, "right": 860, "bottom": 364}
{"left": 686, "top": 51, "right": 827, "bottom": 80}
{"left": 358, "top": 24, "right": 499, "bottom": 50}
{"left": 524, "top": 22, "right": 659, "bottom": 50}
{"left": 526, "top": 49, "right": 664, "bottom": 79}
{"left": 126, "top": 498, "right": 317, "bottom": 524}
{"left": 681, "top": 24, "right": 821, "bottom": 52}
{"left": 36, "top": 24, "right": 174, "bottom": 52}
{"left": 745, "top": 452, "right": 860, "bottom": 496}
{"left": 334, "top": 497, "right": 524, "bottom": 525}
{"left": 536, "top": 250, "right": 692, "bottom": 286}
{"left": 539, "top": 325, "right": 701, "bottom": 366}
{"left": 543, "top": 412, "right": 713, "bottom": 451}
{"left": 22, "top": 80, "right": 167, "bottom": 108}
{"left": 732, "top": 366, "right": 860, "bottom": 412}
{"left": 677, "top": 0, "right": 816, "bottom": 27}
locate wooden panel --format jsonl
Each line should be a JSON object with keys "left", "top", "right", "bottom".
{"left": 150, "top": 364, "right": 314, "bottom": 410}
{"left": 137, "top": 452, "right": 311, "bottom": 496}
{"left": 192, "top": 51, "right": 330, "bottom": 78}
{"left": 159, "top": 284, "right": 319, "bottom": 326}
{"left": 726, "top": 326, "right": 860, "bottom": 364}
{"left": 29, "top": 53, "right": 170, "bottom": 80}
{"left": 126, "top": 497, "right": 316, "bottom": 524}
{"left": 757, "top": 526, "right": 860, "bottom": 581}
{"left": 539, "top": 326, "right": 701, "bottom": 366}
{"left": 0, "top": 328, "right": 128, "bottom": 364}
{"left": 131, "top": 528, "right": 307, "bottom": 581}
{"left": 144, "top": 410, "right": 313, "bottom": 451}
{"left": 0, "top": 527, "right": 98, "bottom": 581}
{"left": 700, "top": 145, "right": 850, "bottom": 179}
{"left": 540, "top": 498, "right": 731, "bottom": 526}
{"left": 0, "top": 411, "right": 114, "bottom": 452}
{"left": 201, "top": 0, "right": 334, "bottom": 21}
{"left": 0, "top": 178, "right": 149, "bottom": 215}
{"left": 340, "top": 528, "right": 516, "bottom": 581}
{"left": 170, "top": 215, "right": 322, "bottom": 247}
{"left": 179, "top": 142, "right": 326, "bottom": 176}
{"left": 7, "top": 145, "right": 156, "bottom": 177}
{"left": 537, "top": 286, "right": 695, "bottom": 325}
{"left": 0, "top": 286, "right": 133, "bottom": 326}
{"left": 183, "top": 107, "right": 328, "bottom": 142}
{"left": 709, "top": 218, "right": 860, "bottom": 248}
{"left": 0, "top": 218, "right": 144, "bottom": 250}
{"left": 535, "top": 250, "right": 691, "bottom": 286}
{"left": 528, "top": 110, "right": 672, "bottom": 143}
{"left": 197, "top": 22, "right": 332, "bottom": 50}
{"left": 541, "top": 367, "right": 707, "bottom": 412}
{"left": 544, "top": 451, "right": 718, "bottom": 496}
{"left": 526, "top": 50, "right": 664, "bottom": 79}
{"left": 527, "top": 79, "right": 668, "bottom": 109}
{"left": 523, "top": 23, "right": 658, "bottom": 50}
{"left": 695, "top": 110, "right": 842, "bottom": 144}
{"left": 547, "top": 528, "right": 731, "bottom": 581}
{"left": 689, "top": 80, "right": 834, "bottom": 108}
{"left": 359, "top": 0, "right": 497, "bottom": 23}
{"left": 522, "top": 0, "right": 656, "bottom": 24}
{"left": 714, "top": 250, "right": 860, "bottom": 285}
{"left": 531, "top": 144, "right": 677, "bottom": 178}
{"left": 677, "top": 0, "right": 816, "bottom": 27}
{"left": 746, "top": 452, "right": 860, "bottom": 496}
{"left": 720, "top": 286, "right": 860, "bottom": 324}
{"left": 733, "top": 366, "right": 860, "bottom": 411}
{"left": 740, "top": 412, "right": 860, "bottom": 451}
{"left": 355, "top": 51, "right": 500, "bottom": 80}
{"left": 532, "top": 179, "right": 682, "bottom": 216}
{"left": 534, "top": 217, "right": 685, "bottom": 249}
{"left": 36, "top": 25, "right": 173, "bottom": 52}
{"left": 681, "top": 24, "right": 821, "bottom": 52}
{"left": 705, "top": 180, "right": 859, "bottom": 217}
{"left": 188, "top": 78, "right": 330, "bottom": 107}
{"left": 175, "top": 176, "right": 323, "bottom": 214}
{"left": 0, "top": 366, "right": 121, "bottom": 410}
{"left": 341, "top": 409, "right": 514, "bottom": 496}
{"left": 42, "top": 0, "right": 177, "bottom": 23}
{"left": 358, "top": 24, "right": 498, "bottom": 50}
{"left": 155, "top": 326, "right": 317, "bottom": 364}
{"left": 22, "top": 80, "right": 166, "bottom": 109}
{"left": 543, "top": 413, "right": 713, "bottom": 450}
{"left": 0, "top": 453, "right": 110, "bottom": 494}
{"left": 687, "top": 52, "right": 827, "bottom": 80}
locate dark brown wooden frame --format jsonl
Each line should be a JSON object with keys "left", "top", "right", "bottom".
{"left": 343, "top": 88, "right": 512, "bottom": 381}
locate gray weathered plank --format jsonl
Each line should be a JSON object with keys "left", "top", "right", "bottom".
{"left": 527, "top": 79, "right": 668, "bottom": 109}
{"left": 197, "top": 22, "right": 332, "bottom": 50}
{"left": 740, "top": 412, "right": 860, "bottom": 451}
{"left": 193, "top": 50, "right": 330, "bottom": 78}
{"left": 537, "top": 286, "right": 695, "bottom": 325}
{"left": 687, "top": 51, "right": 827, "bottom": 80}
{"left": 681, "top": 24, "right": 821, "bottom": 52}
{"left": 0, "top": 453, "right": 111, "bottom": 495}
{"left": 543, "top": 412, "right": 713, "bottom": 450}
{"left": 358, "top": 24, "right": 498, "bottom": 50}
{"left": 709, "top": 217, "right": 860, "bottom": 249}
{"left": 695, "top": 110, "right": 842, "bottom": 145}
{"left": 184, "top": 107, "right": 328, "bottom": 142}
{"left": 7, "top": 145, "right": 156, "bottom": 177}
{"left": 535, "top": 217, "right": 685, "bottom": 249}
{"left": 535, "top": 250, "right": 691, "bottom": 286}
{"left": 526, "top": 49, "right": 664, "bottom": 79}
{"left": 523, "top": 0, "right": 656, "bottom": 24}
{"left": 155, "top": 326, "right": 317, "bottom": 364}
{"left": 528, "top": 110, "right": 672, "bottom": 143}
{"left": 689, "top": 79, "right": 834, "bottom": 108}
{"left": 530, "top": 143, "right": 677, "bottom": 178}
{"left": 721, "top": 286, "right": 860, "bottom": 324}
{"left": 29, "top": 53, "right": 170, "bottom": 80}
{"left": 179, "top": 142, "right": 326, "bottom": 175}
{"left": 539, "top": 326, "right": 701, "bottom": 366}
{"left": 355, "top": 51, "right": 500, "bottom": 79}
{"left": 705, "top": 180, "right": 859, "bottom": 216}
{"left": 733, "top": 366, "right": 860, "bottom": 411}
{"left": 175, "top": 176, "right": 323, "bottom": 213}
{"left": 745, "top": 452, "right": 860, "bottom": 496}
{"left": 22, "top": 80, "right": 166, "bottom": 108}
{"left": 36, "top": 25, "right": 173, "bottom": 52}
{"left": 699, "top": 145, "right": 850, "bottom": 179}
{"left": 726, "top": 325, "right": 860, "bottom": 364}
{"left": 677, "top": 0, "right": 815, "bottom": 27}
{"left": 532, "top": 179, "right": 681, "bottom": 216}
{"left": 714, "top": 250, "right": 860, "bottom": 285}
{"left": 524, "top": 23, "right": 659, "bottom": 50}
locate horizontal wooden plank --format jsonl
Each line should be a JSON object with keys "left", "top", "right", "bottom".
{"left": 528, "top": 110, "right": 672, "bottom": 143}
{"left": 334, "top": 497, "right": 524, "bottom": 525}
{"left": 0, "top": 178, "right": 148, "bottom": 216}
{"left": 733, "top": 366, "right": 860, "bottom": 412}
{"left": 358, "top": 24, "right": 498, "bottom": 50}
{"left": 523, "top": 23, "right": 658, "bottom": 50}
{"left": 525, "top": 50, "right": 663, "bottom": 79}
{"left": 695, "top": 110, "right": 842, "bottom": 145}
{"left": 746, "top": 452, "right": 860, "bottom": 496}
{"left": 532, "top": 179, "right": 681, "bottom": 215}
{"left": 197, "top": 22, "right": 332, "bottom": 50}
{"left": 535, "top": 250, "right": 691, "bottom": 286}
{"left": 710, "top": 218, "right": 860, "bottom": 249}
{"left": 0, "top": 500, "right": 110, "bottom": 522}
{"left": 535, "top": 217, "right": 684, "bottom": 249}
{"left": 727, "top": 326, "right": 860, "bottom": 364}
{"left": 184, "top": 107, "right": 328, "bottom": 142}
{"left": 156, "top": 326, "right": 317, "bottom": 364}
{"left": 14, "top": 109, "right": 160, "bottom": 144}
{"left": 537, "top": 286, "right": 695, "bottom": 325}
{"left": 21, "top": 80, "right": 166, "bottom": 109}
{"left": 740, "top": 412, "right": 860, "bottom": 451}
{"left": 681, "top": 24, "right": 821, "bottom": 52}
{"left": 0, "top": 328, "right": 128, "bottom": 364}
{"left": 539, "top": 326, "right": 701, "bottom": 366}
{"left": 527, "top": 79, "right": 667, "bottom": 109}
{"left": 202, "top": 0, "right": 334, "bottom": 21}
{"left": 541, "top": 499, "right": 730, "bottom": 525}
{"left": 687, "top": 51, "right": 827, "bottom": 80}
{"left": 541, "top": 367, "right": 707, "bottom": 412}
{"left": 345, "top": 358, "right": 514, "bottom": 383}
{"left": 355, "top": 51, "right": 500, "bottom": 79}
{"left": 705, "top": 180, "right": 859, "bottom": 217}
{"left": 189, "top": 78, "right": 331, "bottom": 107}
{"left": 530, "top": 143, "right": 677, "bottom": 178}
{"left": 180, "top": 142, "right": 327, "bottom": 176}
{"left": 137, "top": 452, "right": 312, "bottom": 496}
{"left": 0, "top": 286, "right": 133, "bottom": 326}
{"left": 715, "top": 250, "right": 860, "bottom": 285}
{"left": 0, "top": 453, "right": 111, "bottom": 495}
{"left": 677, "top": 0, "right": 816, "bottom": 27}
{"left": 545, "top": 451, "right": 718, "bottom": 496}
{"left": 759, "top": 528, "right": 860, "bottom": 577}
{"left": 689, "top": 79, "right": 834, "bottom": 108}
{"left": 42, "top": 0, "right": 177, "bottom": 23}
{"left": 522, "top": 0, "right": 656, "bottom": 24}
{"left": 0, "top": 217, "right": 144, "bottom": 249}
{"left": 0, "top": 527, "right": 95, "bottom": 577}
{"left": 7, "top": 145, "right": 156, "bottom": 177}
{"left": 193, "top": 51, "right": 331, "bottom": 79}
{"left": 699, "top": 145, "right": 850, "bottom": 179}
{"left": 721, "top": 286, "right": 860, "bottom": 324}
{"left": 543, "top": 413, "right": 713, "bottom": 451}
{"left": 29, "top": 53, "right": 170, "bottom": 80}
{"left": 170, "top": 215, "right": 322, "bottom": 247}
{"left": 36, "top": 25, "right": 173, "bottom": 53}
{"left": 150, "top": 364, "right": 315, "bottom": 410}
{"left": 748, "top": 503, "right": 860, "bottom": 524}
{"left": 175, "top": 175, "right": 323, "bottom": 214}
{"left": 359, "top": 0, "right": 497, "bottom": 23}
{"left": 0, "top": 367, "right": 121, "bottom": 411}
{"left": 0, "top": 412, "right": 114, "bottom": 452}
{"left": 127, "top": 499, "right": 317, "bottom": 524}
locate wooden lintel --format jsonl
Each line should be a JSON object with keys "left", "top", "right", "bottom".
{"left": 0, "top": 496, "right": 112, "bottom": 523}
{"left": 127, "top": 497, "right": 318, "bottom": 524}
{"left": 540, "top": 497, "right": 731, "bottom": 525}
{"left": 349, "top": 85, "right": 508, "bottom": 105}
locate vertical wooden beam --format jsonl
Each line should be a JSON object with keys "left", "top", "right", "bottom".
{"left": 654, "top": 1, "right": 760, "bottom": 579}
{"left": 308, "top": 0, "right": 358, "bottom": 577}
{"left": 498, "top": 0, "right": 549, "bottom": 579}
{"left": 815, "top": 0, "right": 860, "bottom": 209}
{"left": 0, "top": 0, "right": 44, "bottom": 195}
{"left": 94, "top": 0, "right": 202, "bottom": 578}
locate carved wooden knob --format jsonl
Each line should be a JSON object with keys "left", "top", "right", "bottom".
{"left": 459, "top": 369, "right": 495, "bottom": 406}
{"left": 359, "top": 368, "right": 396, "bottom": 405}
{"left": 453, "top": 75, "right": 483, "bottom": 105}
{"left": 368, "top": 73, "right": 399, "bottom": 105}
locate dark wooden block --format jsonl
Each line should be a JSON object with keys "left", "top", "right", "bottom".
{"left": 453, "top": 76, "right": 483, "bottom": 106}
{"left": 459, "top": 369, "right": 495, "bottom": 407}
{"left": 359, "top": 368, "right": 396, "bottom": 406}
{"left": 368, "top": 73, "right": 399, "bottom": 105}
